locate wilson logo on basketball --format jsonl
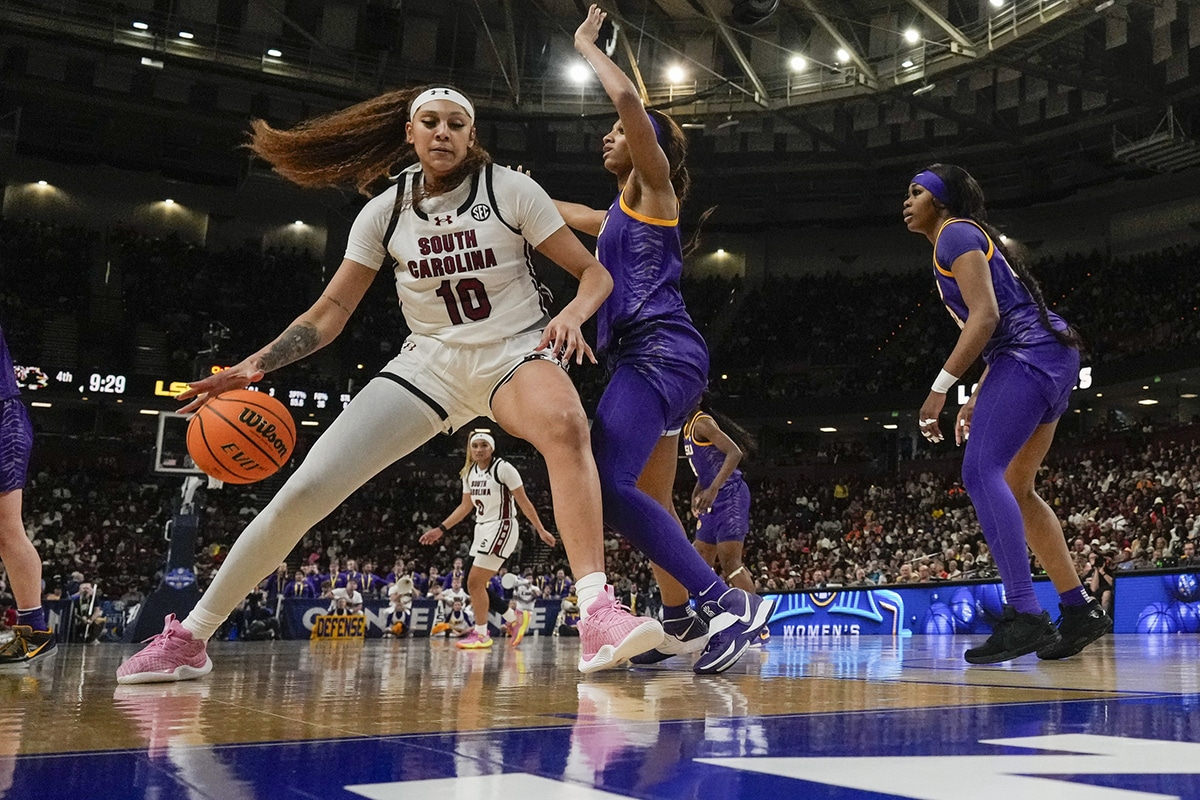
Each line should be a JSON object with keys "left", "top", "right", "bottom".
{"left": 238, "top": 408, "right": 290, "bottom": 458}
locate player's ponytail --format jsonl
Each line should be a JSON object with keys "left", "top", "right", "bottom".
{"left": 923, "top": 163, "right": 1082, "bottom": 351}
{"left": 696, "top": 399, "right": 758, "bottom": 462}
{"left": 248, "top": 84, "right": 492, "bottom": 199}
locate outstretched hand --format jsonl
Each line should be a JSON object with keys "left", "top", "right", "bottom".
{"left": 419, "top": 527, "right": 443, "bottom": 546}
{"left": 575, "top": 4, "right": 606, "bottom": 49}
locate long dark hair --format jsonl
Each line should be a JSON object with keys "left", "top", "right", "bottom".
{"left": 921, "top": 163, "right": 1082, "bottom": 350}
{"left": 247, "top": 84, "right": 492, "bottom": 199}
{"left": 645, "top": 108, "right": 715, "bottom": 257}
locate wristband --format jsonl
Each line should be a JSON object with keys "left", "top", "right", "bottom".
{"left": 931, "top": 369, "right": 958, "bottom": 394}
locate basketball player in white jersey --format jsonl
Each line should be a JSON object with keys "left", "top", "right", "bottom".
{"left": 117, "top": 84, "right": 664, "bottom": 684}
{"left": 421, "top": 430, "right": 554, "bottom": 649}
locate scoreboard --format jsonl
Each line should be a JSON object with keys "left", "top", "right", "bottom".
{"left": 13, "top": 363, "right": 353, "bottom": 411}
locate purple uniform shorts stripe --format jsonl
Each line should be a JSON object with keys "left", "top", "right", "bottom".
{"left": 0, "top": 398, "right": 33, "bottom": 493}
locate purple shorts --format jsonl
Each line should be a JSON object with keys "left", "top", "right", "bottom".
{"left": 0, "top": 398, "right": 33, "bottom": 492}
{"left": 695, "top": 480, "right": 751, "bottom": 545}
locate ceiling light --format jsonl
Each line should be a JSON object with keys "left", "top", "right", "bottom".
{"left": 163, "top": 198, "right": 174, "bottom": 205}
{"left": 301, "top": 420, "right": 320, "bottom": 426}
{"left": 912, "top": 83, "right": 935, "bottom": 96}
{"left": 789, "top": 55, "right": 807, "bottom": 71}
{"left": 903, "top": 29, "right": 920, "bottom": 44}
{"left": 568, "top": 62, "right": 590, "bottom": 83}
{"left": 835, "top": 48, "right": 850, "bottom": 63}
{"left": 989, "top": 0, "right": 1005, "bottom": 7}
{"left": 139, "top": 409, "right": 160, "bottom": 415}
{"left": 178, "top": 31, "right": 194, "bottom": 39}
{"left": 293, "top": 220, "right": 304, "bottom": 226}
{"left": 266, "top": 48, "right": 283, "bottom": 57}
{"left": 30, "top": 401, "right": 52, "bottom": 408}
{"left": 901, "top": 59, "right": 914, "bottom": 68}
{"left": 1095, "top": 392, "right": 1103, "bottom": 397}
{"left": 1137, "top": 399, "right": 1159, "bottom": 405}
{"left": 140, "top": 57, "right": 164, "bottom": 69}
{"left": 883, "top": 423, "right": 898, "bottom": 430}
{"left": 716, "top": 249, "right": 725, "bottom": 255}
{"left": 1181, "top": 392, "right": 1198, "bottom": 399}
{"left": 666, "top": 65, "right": 686, "bottom": 84}
{"left": 37, "top": 180, "right": 48, "bottom": 186}
{"left": 132, "top": 21, "right": 149, "bottom": 30}
{"left": 820, "top": 426, "right": 837, "bottom": 432}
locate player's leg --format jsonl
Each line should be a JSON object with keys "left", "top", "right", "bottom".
{"left": 960, "top": 357, "right": 1060, "bottom": 663}
{"left": 0, "top": 399, "right": 53, "bottom": 667}
{"left": 458, "top": 565, "right": 497, "bottom": 649}
{"left": 117, "top": 378, "right": 443, "bottom": 683}
{"left": 714, "top": 541, "right": 756, "bottom": 593}
{"left": 1006, "top": 421, "right": 1111, "bottom": 659}
{"left": 628, "top": 438, "right": 710, "bottom": 665}
{"left": 492, "top": 360, "right": 663, "bottom": 672}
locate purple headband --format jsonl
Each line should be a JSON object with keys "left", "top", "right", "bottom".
{"left": 646, "top": 112, "right": 665, "bottom": 145}
{"left": 911, "top": 170, "right": 950, "bottom": 204}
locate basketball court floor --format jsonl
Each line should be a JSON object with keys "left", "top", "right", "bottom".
{"left": 2, "top": 634, "right": 1199, "bottom": 799}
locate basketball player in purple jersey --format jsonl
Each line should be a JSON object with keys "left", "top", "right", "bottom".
{"left": 683, "top": 409, "right": 754, "bottom": 594}
{"left": 905, "top": 164, "right": 1111, "bottom": 663}
{"left": 553, "top": 5, "right": 774, "bottom": 674}
{"left": 0, "top": 323, "right": 55, "bottom": 667}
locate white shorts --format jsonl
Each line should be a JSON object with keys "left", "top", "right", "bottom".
{"left": 375, "top": 329, "right": 561, "bottom": 433}
{"left": 472, "top": 520, "right": 518, "bottom": 572}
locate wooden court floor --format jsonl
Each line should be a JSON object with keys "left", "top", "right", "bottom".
{"left": 2, "top": 633, "right": 1199, "bottom": 799}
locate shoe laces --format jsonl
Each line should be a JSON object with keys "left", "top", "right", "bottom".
{"left": 591, "top": 595, "right": 635, "bottom": 623}
{"left": 141, "top": 624, "right": 191, "bottom": 651}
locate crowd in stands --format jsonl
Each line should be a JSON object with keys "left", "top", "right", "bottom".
{"left": 4, "top": 421, "right": 1198, "bottom": 639}
{"left": 4, "top": 218, "right": 1198, "bottom": 405}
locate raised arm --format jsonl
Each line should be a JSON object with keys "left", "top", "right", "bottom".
{"left": 177, "top": 258, "right": 377, "bottom": 411}
{"left": 574, "top": 5, "right": 671, "bottom": 193}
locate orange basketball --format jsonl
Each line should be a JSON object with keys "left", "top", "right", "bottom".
{"left": 186, "top": 389, "right": 296, "bottom": 484}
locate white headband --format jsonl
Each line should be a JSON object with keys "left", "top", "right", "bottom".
{"left": 409, "top": 88, "right": 475, "bottom": 121}
{"left": 469, "top": 431, "right": 495, "bottom": 449}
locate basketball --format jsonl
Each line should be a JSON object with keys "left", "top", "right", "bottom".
{"left": 949, "top": 587, "right": 977, "bottom": 632}
{"left": 186, "top": 389, "right": 296, "bottom": 484}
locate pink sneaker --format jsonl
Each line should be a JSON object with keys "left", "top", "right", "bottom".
{"left": 116, "top": 614, "right": 213, "bottom": 685}
{"left": 456, "top": 628, "right": 493, "bottom": 649}
{"left": 577, "top": 587, "right": 664, "bottom": 673}
{"left": 508, "top": 610, "right": 532, "bottom": 648}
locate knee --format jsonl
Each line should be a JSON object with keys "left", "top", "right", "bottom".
{"left": 534, "top": 406, "right": 591, "bottom": 459}
{"left": 960, "top": 451, "right": 995, "bottom": 497}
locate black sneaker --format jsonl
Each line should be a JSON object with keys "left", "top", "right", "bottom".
{"left": 630, "top": 608, "right": 710, "bottom": 665}
{"left": 1037, "top": 599, "right": 1112, "bottom": 660}
{"left": 0, "top": 626, "right": 57, "bottom": 669}
{"left": 964, "top": 606, "right": 1059, "bottom": 664}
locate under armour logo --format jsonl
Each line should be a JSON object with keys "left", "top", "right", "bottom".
{"left": 470, "top": 204, "right": 491, "bottom": 222}
{"left": 433, "top": 215, "right": 453, "bottom": 226}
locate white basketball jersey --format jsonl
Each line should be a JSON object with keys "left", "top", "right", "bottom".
{"left": 462, "top": 457, "right": 522, "bottom": 527}
{"left": 345, "top": 164, "right": 561, "bottom": 345}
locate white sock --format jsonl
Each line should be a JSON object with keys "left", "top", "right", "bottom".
{"left": 475, "top": 623, "right": 488, "bottom": 637}
{"left": 182, "top": 606, "right": 227, "bottom": 642}
{"left": 575, "top": 572, "right": 606, "bottom": 621}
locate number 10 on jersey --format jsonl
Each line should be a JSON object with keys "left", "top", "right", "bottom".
{"left": 435, "top": 278, "right": 492, "bottom": 325}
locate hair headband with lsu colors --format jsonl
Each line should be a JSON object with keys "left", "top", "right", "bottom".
{"left": 409, "top": 88, "right": 475, "bottom": 121}
{"left": 911, "top": 170, "right": 950, "bottom": 205}
{"left": 469, "top": 430, "right": 495, "bottom": 449}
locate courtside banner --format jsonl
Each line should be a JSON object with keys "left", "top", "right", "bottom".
{"left": 763, "top": 579, "right": 1062, "bottom": 637}
{"left": 1112, "top": 569, "right": 1200, "bottom": 634}
{"left": 277, "top": 598, "right": 561, "bottom": 639}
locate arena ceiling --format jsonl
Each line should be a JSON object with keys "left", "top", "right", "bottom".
{"left": 2, "top": 0, "right": 1199, "bottom": 222}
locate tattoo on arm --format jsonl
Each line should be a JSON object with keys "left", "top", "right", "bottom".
{"left": 258, "top": 323, "right": 320, "bottom": 372}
